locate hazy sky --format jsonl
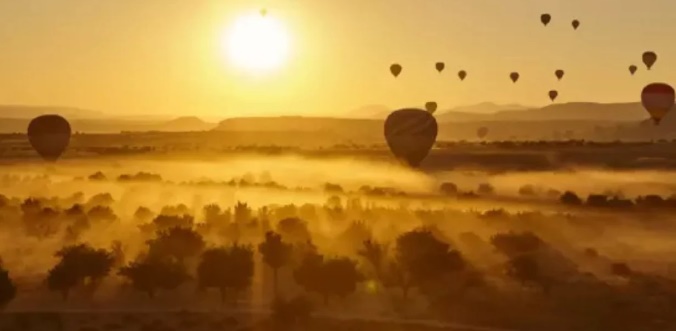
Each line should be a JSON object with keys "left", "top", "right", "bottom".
{"left": 0, "top": 0, "right": 675, "bottom": 118}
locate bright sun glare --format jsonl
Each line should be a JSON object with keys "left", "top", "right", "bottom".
{"left": 224, "top": 13, "right": 291, "bottom": 73}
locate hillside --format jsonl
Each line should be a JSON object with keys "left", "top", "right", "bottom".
{"left": 0, "top": 105, "right": 104, "bottom": 119}
{"left": 436, "top": 102, "right": 647, "bottom": 122}
{"left": 0, "top": 117, "right": 216, "bottom": 133}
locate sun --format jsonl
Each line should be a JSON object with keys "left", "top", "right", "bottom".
{"left": 223, "top": 13, "right": 291, "bottom": 73}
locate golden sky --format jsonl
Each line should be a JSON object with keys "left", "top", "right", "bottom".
{"left": 0, "top": 0, "right": 675, "bottom": 118}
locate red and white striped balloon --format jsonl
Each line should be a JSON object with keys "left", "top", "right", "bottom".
{"left": 641, "top": 83, "right": 675, "bottom": 125}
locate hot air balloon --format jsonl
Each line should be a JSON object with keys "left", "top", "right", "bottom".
{"left": 27, "top": 115, "right": 71, "bottom": 161}
{"left": 458, "top": 70, "right": 467, "bottom": 81}
{"left": 549, "top": 90, "right": 559, "bottom": 102}
{"left": 425, "top": 102, "right": 438, "bottom": 113}
{"left": 572, "top": 20, "right": 580, "bottom": 30}
{"left": 510, "top": 72, "right": 520, "bottom": 83}
{"left": 555, "top": 70, "right": 565, "bottom": 81}
{"left": 641, "top": 83, "right": 675, "bottom": 125}
{"left": 629, "top": 65, "right": 638, "bottom": 75}
{"left": 435, "top": 62, "right": 445, "bottom": 73}
{"left": 260, "top": 8, "right": 267, "bottom": 16}
{"left": 642, "top": 51, "right": 657, "bottom": 70}
{"left": 390, "top": 64, "right": 402, "bottom": 78}
{"left": 541, "top": 14, "right": 551, "bottom": 26}
{"left": 384, "top": 108, "right": 438, "bottom": 167}
{"left": 477, "top": 127, "right": 489, "bottom": 140}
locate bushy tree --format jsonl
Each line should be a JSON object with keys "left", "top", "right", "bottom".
{"left": 258, "top": 231, "right": 293, "bottom": 299}
{"left": 119, "top": 257, "right": 190, "bottom": 298}
{"left": 0, "top": 265, "right": 16, "bottom": 310}
{"left": 560, "top": 191, "right": 582, "bottom": 206}
{"left": 477, "top": 183, "right": 495, "bottom": 195}
{"left": 46, "top": 244, "right": 114, "bottom": 299}
{"left": 439, "top": 182, "right": 458, "bottom": 196}
{"left": 151, "top": 214, "right": 194, "bottom": 231}
{"left": 389, "top": 229, "right": 465, "bottom": 298}
{"left": 357, "top": 239, "right": 388, "bottom": 279}
{"left": 490, "top": 231, "right": 542, "bottom": 258}
{"left": 197, "top": 244, "right": 255, "bottom": 304}
{"left": 277, "top": 217, "right": 311, "bottom": 243}
{"left": 147, "top": 227, "right": 205, "bottom": 263}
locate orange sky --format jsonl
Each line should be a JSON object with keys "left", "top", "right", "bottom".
{"left": 0, "top": 0, "right": 675, "bottom": 118}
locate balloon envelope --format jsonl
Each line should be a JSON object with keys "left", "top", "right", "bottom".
{"left": 629, "top": 65, "right": 638, "bottom": 75}
{"left": 477, "top": 127, "right": 489, "bottom": 139}
{"left": 435, "top": 62, "right": 445, "bottom": 73}
{"left": 541, "top": 14, "right": 551, "bottom": 26}
{"left": 384, "top": 108, "right": 438, "bottom": 167}
{"left": 572, "top": 20, "right": 580, "bottom": 29}
{"left": 260, "top": 8, "right": 267, "bottom": 16}
{"left": 390, "top": 64, "right": 402, "bottom": 77}
{"left": 458, "top": 70, "right": 467, "bottom": 81}
{"left": 27, "top": 115, "right": 71, "bottom": 161}
{"left": 641, "top": 83, "right": 675, "bottom": 124}
{"left": 549, "top": 90, "right": 559, "bottom": 101}
{"left": 642, "top": 51, "right": 657, "bottom": 70}
{"left": 510, "top": 72, "right": 520, "bottom": 83}
{"left": 425, "top": 102, "right": 438, "bottom": 113}
{"left": 555, "top": 70, "right": 564, "bottom": 80}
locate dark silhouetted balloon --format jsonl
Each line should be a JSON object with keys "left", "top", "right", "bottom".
{"left": 425, "top": 101, "right": 438, "bottom": 113}
{"left": 435, "top": 62, "right": 445, "bottom": 73}
{"left": 384, "top": 108, "right": 438, "bottom": 167}
{"left": 510, "top": 72, "right": 520, "bottom": 83}
{"left": 641, "top": 83, "right": 675, "bottom": 125}
{"left": 458, "top": 70, "right": 467, "bottom": 81}
{"left": 541, "top": 14, "right": 551, "bottom": 26}
{"left": 629, "top": 65, "right": 638, "bottom": 75}
{"left": 572, "top": 20, "right": 580, "bottom": 30}
{"left": 477, "top": 127, "right": 489, "bottom": 139}
{"left": 642, "top": 51, "right": 657, "bottom": 70}
{"left": 555, "top": 69, "right": 565, "bottom": 80}
{"left": 549, "top": 90, "right": 559, "bottom": 102}
{"left": 390, "top": 64, "right": 402, "bottom": 78}
{"left": 27, "top": 115, "right": 71, "bottom": 161}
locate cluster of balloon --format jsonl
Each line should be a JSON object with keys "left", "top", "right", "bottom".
{"left": 540, "top": 13, "right": 580, "bottom": 30}
{"left": 510, "top": 72, "right": 520, "bottom": 83}
{"left": 641, "top": 83, "right": 675, "bottom": 125}
{"left": 477, "top": 127, "right": 489, "bottom": 140}
{"left": 425, "top": 101, "right": 438, "bottom": 114}
{"left": 384, "top": 108, "right": 438, "bottom": 168}
{"left": 642, "top": 51, "right": 657, "bottom": 70}
{"left": 27, "top": 115, "right": 71, "bottom": 161}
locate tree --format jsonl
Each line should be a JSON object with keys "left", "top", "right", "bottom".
{"left": 119, "top": 257, "right": 190, "bottom": 298}
{"left": 147, "top": 227, "right": 205, "bottom": 263}
{"left": 46, "top": 244, "right": 115, "bottom": 299}
{"left": 151, "top": 215, "right": 194, "bottom": 231}
{"left": 560, "top": 191, "right": 582, "bottom": 206}
{"left": 391, "top": 229, "right": 465, "bottom": 298}
{"left": 234, "top": 201, "right": 252, "bottom": 224}
{"left": 439, "top": 182, "right": 458, "bottom": 196}
{"left": 321, "top": 257, "right": 362, "bottom": 302}
{"left": 258, "top": 231, "right": 293, "bottom": 299}
{"left": 277, "top": 217, "right": 311, "bottom": 243}
{"left": 197, "top": 244, "right": 255, "bottom": 304}
{"left": 0, "top": 266, "right": 17, "bottom": 310}
{"left": 507, "top": 255, "right": 539, "bottom": 287}
{"left": 490, "top": 231, "right": 542, "bottom": 258}
{"left": 611, "top": 262, "right": 633, "bottom": 278}
{"left": 357, "top": 239, "right": 388, "bottom": 279}
{"left": 477, "top": 183, "right": 495, "bottom": 195}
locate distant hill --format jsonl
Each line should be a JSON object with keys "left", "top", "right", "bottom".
{"left": 0, "top": 105, "right": 104, "bottom": 119}
{"left": 343, "top": 104, "right": 391, "bottom": 119}
{"left": 440, "top": 102, "right": 531, "bottom": 114}
{"left": 0, "top": 116, "right": 215, "bottom": 133}
{"left": 436, "top": 102, "right": 647, "bottom": 122}
{"left": 159, "top": 116, "right": 216, "bottom": 131}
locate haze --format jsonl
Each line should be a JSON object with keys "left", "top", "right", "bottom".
{"left": 1, "top": 0, "right": 675, "bottom": 117}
